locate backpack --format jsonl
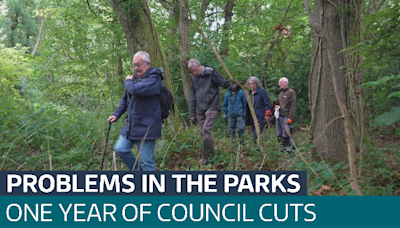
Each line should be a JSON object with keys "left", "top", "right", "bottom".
{"left": 159, "top": 85, "right": 174, "bottom": 120}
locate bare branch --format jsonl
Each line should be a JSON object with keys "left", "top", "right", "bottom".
{"left": 277, "top": 0, "right": 294, "bottom": 27}
{"left": 231, "top": 0, "right": 266, "bottom": 26}
{"left": 159, "top": 0, "right": 172, "bottom": 11}
{"left": 372, "top": 0, "right": 387, "bottom": 14}
{"left": 86, "top": 0, "right": 92, "bottom": 11}
{"left": 205, "top": 10, "right": 224, "bottom": 18}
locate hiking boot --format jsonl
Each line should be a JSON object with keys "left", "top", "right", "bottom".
{"left": 230, "top": 129, "right": 236, "bottom": 140}
{"left": 277, "top": 136, "right": 285, "bottom": 152}
{"left": 207, "top": 138, "right": 215, "bottom": 158}
{"left": 282, "top": 137, "right": 292, "bottom": 154}
{"left": 201, "top": 138, "right": 215, "bottom": 165}
{"left": 201, "top": 139, "right": 209, "bottom": 165}
{"left": 285, "top": 149, "right": 293, "bottom": 158}
{"left": 238, "top": 130, "right": 244, "bottom": 145}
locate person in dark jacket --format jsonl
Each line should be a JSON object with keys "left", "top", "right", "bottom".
{"left": 245, "top": 76, "right": 272, "bottom": 143}
{"left": 274, "top": 77, "right": 296, "bottom": 154}
{"left": 223, "top": 89, "right": 247, "bottom": 143}
{"left": 189, "top": 59, "right": 237, "bottom": 165}
{"left": 108, "top": 51, "right": 163, "bottom": 171}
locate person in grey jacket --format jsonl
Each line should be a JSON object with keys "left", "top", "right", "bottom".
{"left": 188, "top": 59, "right": 237, "bottom": 165}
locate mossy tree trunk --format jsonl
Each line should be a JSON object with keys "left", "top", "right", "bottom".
{"left": 308, "top": 0, "right": 364, "bottom": 162}
{"left": 179, "top": 0, "right": 191, "bottom": 113}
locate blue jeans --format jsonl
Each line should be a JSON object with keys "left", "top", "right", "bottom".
{"left": 114, "top": 135, "right": 156, "bottom": 171}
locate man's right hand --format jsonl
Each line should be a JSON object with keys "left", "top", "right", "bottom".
{"left": 190, "top": 116, "right": 197, "bottom": 125}
{"left": 274, "top": 105, "right": 280, "bottom": 111}
{"left": 108, "top": 115, "right": 117, "bottom": 123}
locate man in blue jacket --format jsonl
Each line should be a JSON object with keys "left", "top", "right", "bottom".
{"left": 108, "top": 51, "right": 163, "bottom": 171}
{"left": 223, "top": 89, "right": 247, "bottom": 143}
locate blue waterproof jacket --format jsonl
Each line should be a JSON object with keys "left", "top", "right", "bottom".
{"left": 245, "top": 87, "right": 272, "bottom": 125}
{"left": 113, "top": 67, "right": 163, "bottom": 140}
{"left": 223, "top": 90, "right": 247, "bottom": 118}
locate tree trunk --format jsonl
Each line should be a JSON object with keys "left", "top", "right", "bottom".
{"left": 109, "top": 0, "right": 181, "bottom": 129}
{"left": 159, "top": 0, "right": 179, "bottom": 60}
{"left": 200, "top": 0, "right": 212, "bottom": 23}
{"left": 179, "top": 0, "right": 191, "bottom": 112}
{"left": 306, "top": 0, "right": 363, "bottom": 195}
{"left": 220, "top": 0, "right": 235, "bottom": 56}
{"left": 309, "top": 0, "right": 361, "bottom": 162}
{"left": 10, "top": 13, "right": 19, "bottom": 47}
{"left": 115, "top": 54, "right": 124, "bottom": 85}
{"left": 32, "top": 16, "right": 44, "bottom": 55}
{"left": 342, "top": 1, "right": 365, "bottom": 153}
{"left": 112, "top": 14, "right": 125, "bottom": 85}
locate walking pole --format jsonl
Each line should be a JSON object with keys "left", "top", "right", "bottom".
{"left": 100, "top": 122, "right": 112, "bottom": 171}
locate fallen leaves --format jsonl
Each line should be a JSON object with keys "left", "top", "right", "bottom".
{"left": 311, "top": 185, "right": 333, "bottom": 196}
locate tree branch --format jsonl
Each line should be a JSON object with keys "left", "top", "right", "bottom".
{"left": 86, "top": 0, "right": 92, "bottom": 12}
{"left": 231, "top": 0, "right": 266, "bottom": 26}
{"left": 205, "top": 10, "right": 224, "bottom": 18}
{"left": 326, "top": 0, "right": 339, "bottom": 8}
{"left": 372, "top": 0, "right": 386, "bottom": 14}
{"left": 277, "top": 0, "right": 294, "bottom": 27}
{"left": 159, "top": 0, "right": 172, "bottom": 11}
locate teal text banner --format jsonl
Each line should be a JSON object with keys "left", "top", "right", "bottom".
{"left": 1, "top": 196, "right": 398, "bottom": 227}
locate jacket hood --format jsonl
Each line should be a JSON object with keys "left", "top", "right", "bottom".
{"left": 197, "top": 66, "right": 214, "bottom": 77}
{"left": 136, "top": 66, "right": 164, "bottom": 81}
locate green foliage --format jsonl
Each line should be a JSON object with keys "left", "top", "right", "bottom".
{"left": 374, "top": 106, "right": 400, "bottom": 130}
{"left": 0, "top": 0, "right": 38, "bottom": 48}
{"left": 0, "top": 43, "right": 32, "bottom": 97}
{"left": 360, "top": 2, "right": 400, "bottom": 130}
{"left": 361, "top": 74, "right": 400, "bottom": 134}
{"left": 0, "top": 92, "right": 121, "bottom": 170}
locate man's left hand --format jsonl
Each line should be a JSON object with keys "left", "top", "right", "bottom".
{"left": 126, "top": 75, "right": 133, "bottom": 80}
{"left": 287, "top": 118, "right": 292, "bottom": 124}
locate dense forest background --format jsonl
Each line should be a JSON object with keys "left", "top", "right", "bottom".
{"left": 0, "top": 0, "right": 399, "bottom": 195}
